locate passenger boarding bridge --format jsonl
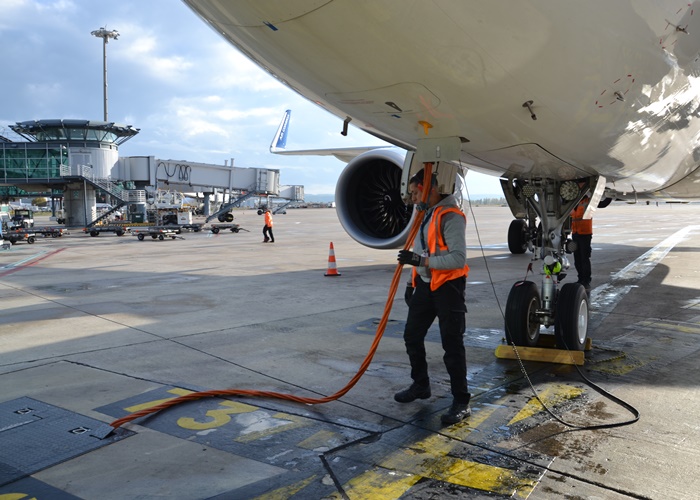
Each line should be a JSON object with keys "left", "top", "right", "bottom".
{"left": 0, "top": 119, "right": 304, "bottom": 226}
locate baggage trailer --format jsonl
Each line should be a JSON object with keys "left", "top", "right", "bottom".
{"left": 84, "top": 226, "right": 129, "bottom": 237}
{"left": 34, "top": 226, "right": 68, "bottom": 238}
{"left": 209, "top": 223, "right": 247, "bottom": 234}
{"left": 3, "top": 230, "right": 36, "bottom": 244}
{"left": 131, "top": 227, "right": 181, "bottom": 241}
{"left": 162, "top": 223, "right": 204, "bottom": 233}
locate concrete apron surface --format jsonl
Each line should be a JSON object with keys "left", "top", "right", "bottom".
{"left": 1, "top": 204, "right": 699, "bottom": 499}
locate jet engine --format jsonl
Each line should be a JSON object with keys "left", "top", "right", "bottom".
{"left": 335, "top": 149, "right": 414, "bottom": 249}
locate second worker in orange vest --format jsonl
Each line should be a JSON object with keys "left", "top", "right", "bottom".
{"left": 263, "top": 209, "right": 274, "bottom": 243}
{"left": 395, "top": 168, "right": 471, "bottom": 425}
{"left": 571, "top": 194, "right": 593, "bottom": 292}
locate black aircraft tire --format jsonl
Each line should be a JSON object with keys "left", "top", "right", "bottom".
{"left": 505, "top": 280, "right": 541, "bottom": 347}
{"left": 555, "top": 283, "right": 589, "bottom": 351}
{"left": 508, "top": 219, "right": 528, "bottom": 254}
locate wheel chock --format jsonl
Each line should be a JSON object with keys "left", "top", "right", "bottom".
{"left": 533, "top": 335, "right": 593, "bottom": 351}
{"left": 494, "top": 344, "right": 585, "bottom": 365}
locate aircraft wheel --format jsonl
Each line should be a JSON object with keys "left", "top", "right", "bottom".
{"left": 137, "top": 234, "right": 145, "bottom": 241}
{"left": 507, "top": 219, "right": 528, "bottom": 254}
{"left": 211, "top": 227, "right": 220, "bottom": 234}
{"left": 555, "top": 283, "right": 589, "bottom": 351}
{"left": 505, "top": 280, "right": 541, "bottom": 346}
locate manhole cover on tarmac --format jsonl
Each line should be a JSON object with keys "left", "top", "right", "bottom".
{"left": 0, "top": 397, "right": 133, "bottom": 487}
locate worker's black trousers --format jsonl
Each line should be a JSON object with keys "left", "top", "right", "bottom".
{"left": 572, "top": 233, "right": 592, "bottom": 286}
{"left": 403, "top": 275, "right": 470, "bottom": 404}
{"left": 262, "top": 225, "right": 274, "bottom": 242}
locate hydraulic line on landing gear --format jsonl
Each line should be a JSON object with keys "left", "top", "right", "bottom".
{"left": 108, "top": 164, "right": 437, "bottom": 432}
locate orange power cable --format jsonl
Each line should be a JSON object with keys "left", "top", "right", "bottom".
{"left": 109, "top": 164, "right": 433, "bottom": 430}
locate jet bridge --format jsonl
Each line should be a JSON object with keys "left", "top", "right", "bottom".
{"left": 116, "top": 157, "right": 280, "bottom": 196}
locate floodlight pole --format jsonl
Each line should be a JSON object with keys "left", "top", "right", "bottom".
{"left": 91, "top": 27, "right": 119, "bottom": 122}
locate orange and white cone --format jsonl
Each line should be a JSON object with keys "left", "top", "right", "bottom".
{"left": 324, "top": 242, "right": 342, "bottom": 276}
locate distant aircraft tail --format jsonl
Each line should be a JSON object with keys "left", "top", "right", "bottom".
{"left": 270, "top": 109, "right": 291, "bottom": 152}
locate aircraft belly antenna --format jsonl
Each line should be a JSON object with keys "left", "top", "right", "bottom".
{"left": 522, "top": 100, "right": 537, "bottom": 120}
{"left": 341, "top": 116, "right": 351, "bottom": 136}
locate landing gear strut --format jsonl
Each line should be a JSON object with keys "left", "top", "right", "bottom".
{"left": 502, "top": 176, "right": 603, "bottom": 351}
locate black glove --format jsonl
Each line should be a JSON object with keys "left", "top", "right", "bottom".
{"left": 404, "top": 284, "right": 414, "bottom": 306}
{"left": 398, "top": 250, "right": 423, "bottom": 266}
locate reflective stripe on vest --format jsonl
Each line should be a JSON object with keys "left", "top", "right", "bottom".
{"left": 571, "top": 197, "right": 592, "bottom": 235}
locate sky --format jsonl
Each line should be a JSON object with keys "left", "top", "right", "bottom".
{"left": 0, "top": 0, "right": 502, "bottom": 196}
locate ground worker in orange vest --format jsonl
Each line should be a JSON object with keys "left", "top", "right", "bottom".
{"left": 571, "top": 190, "right": 593, "bottom": 293}
{"left": 263, "top": 209, "right": 274, "bottom": 243}
{"left": 395, "top": 168, "right": 471, "bottom": 425}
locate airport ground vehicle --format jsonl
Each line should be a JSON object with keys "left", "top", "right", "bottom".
{"left": 10, "top": 209, "right": 34, "bottom": 229}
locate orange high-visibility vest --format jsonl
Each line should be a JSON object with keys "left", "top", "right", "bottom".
{"left": 413, "top": 206, "right": 469, "bottom": 291}
{"left": 571, "top": 197, "right": 592, "bottom": 235}
{"left": 265, "top": 212, "right": 273, "bottom": 226}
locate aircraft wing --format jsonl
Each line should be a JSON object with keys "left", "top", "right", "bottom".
{"left": 269, "top": 110, "right": 389, "bottom": 163}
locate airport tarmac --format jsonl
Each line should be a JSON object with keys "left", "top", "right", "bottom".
{"left": 1, "top": 203, "right": 700, "bottom": 499}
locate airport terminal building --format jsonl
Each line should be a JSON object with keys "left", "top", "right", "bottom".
{"left": 0, "top": 119, "right": 301, "bottom": 226}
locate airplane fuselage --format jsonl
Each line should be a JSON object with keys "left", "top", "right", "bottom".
{"left": 185, "top": 0, "right": 700, "bottom": 199}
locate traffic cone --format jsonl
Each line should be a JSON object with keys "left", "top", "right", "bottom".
{"left": 324, "top": 242, "right": 342, "bottom": 276}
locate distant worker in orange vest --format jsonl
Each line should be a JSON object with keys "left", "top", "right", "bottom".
{"left": 571, "top": 190, "right": 593, "bottom": 293}
{"left": 395, "top": 168, "right": 471, "bottom": 425}
{"left": 263, "top": 209, "right": 275, "bottom": 243}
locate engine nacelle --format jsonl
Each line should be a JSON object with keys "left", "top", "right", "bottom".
{"left": 335, "top": 149, "right": 415, "bottom": 249}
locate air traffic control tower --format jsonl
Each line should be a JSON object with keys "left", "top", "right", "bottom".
{"left": 1, "top": 119, "right": 139, "bottom": 226}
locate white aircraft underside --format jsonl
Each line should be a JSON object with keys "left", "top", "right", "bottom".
{"left": 185, "top": 0, "right": 700, "bottom": 199}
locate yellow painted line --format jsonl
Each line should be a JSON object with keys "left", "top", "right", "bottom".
{"left": 586, "top": 356, "right": 647, "bottom": 375}
{"left": 326, "top": 401, "right": 539, "bottom": 498}
{"left": 234, "top": 412, "right": 308, "bottom": 443}
{"left": 0, "top": 495, "right": 38, "bottom": 500}
{"left": 327, "top": 469, "right": 421, "bottom": 499}
{"left": 251, "top": 475, "right": 318, "bottom": 500}
{"left": 297, "top": 429, "right": 340, "bottom": 450}
{"left": 509, "top": 384, "right": 583, "bottom": 426}
{"left": 636, "top": 319, "right": 700, "bottom": 335}
{"left": 380, "top": 443, "right": 536, "bottom": 496}
{"left": 124, "top": 387, "right": 194, "bottom": 412}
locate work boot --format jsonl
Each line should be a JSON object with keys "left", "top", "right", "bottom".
{"left": 440, "top": 402, "right": 471, "bottom": 425}
{"left": 263, "top": 238, "right": 269, "bottom": 243}
{"left": 394, "top": 384, "right": 431, "bottom": 403}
